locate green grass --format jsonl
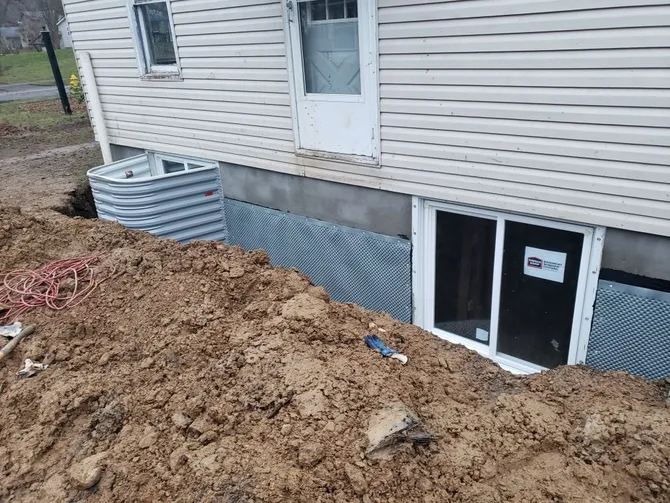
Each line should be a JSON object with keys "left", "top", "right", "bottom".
{"left": 0, "top": 49, "right": 78, "bottom": 85}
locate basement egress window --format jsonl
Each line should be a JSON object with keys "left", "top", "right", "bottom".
{"left": 415, "top": 200, "right": 605, "bottom": 374}
{"left": 127, "top": 0, "right": 180, "bottom": 78}
{"left": 151, "top": 153, "right": 215, "bottom": 175}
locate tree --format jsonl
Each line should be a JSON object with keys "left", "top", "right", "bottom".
{"left": 32, "top": 0, "right": 64, "bottom": 47}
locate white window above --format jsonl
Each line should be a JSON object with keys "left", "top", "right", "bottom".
{"left": 151, "top": 153, "right": 216, "bottom": 175}
{"left": 127, "top": 0, "right": 180, "bottom": 79}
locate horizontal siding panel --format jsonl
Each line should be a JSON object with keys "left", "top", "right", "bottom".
{"left": 381, "top": 114, "right": 670, "bottom": 147}
{"left": 378, "top": 0, "right": 670, "bottom": 23}
{"left": 380, "top": 166, "right": 668, "bottom": 219}
{"left": 180, "top": 68, "right": 288, "bottom": 82}
{"left": 173, "top": 3, "right": 282, "bottom": 24}
{"left": 380, "top": 85, "right": 670, "bottom": 108}
{"left": 104, "top": 112, "right": 293, "bottom": 141}
{"left": 179, "top": 44, "right": 285, "bottom": 58}
{"left": 380, "top": 69, "right": 670, "bottom": 88}
{"left": 379, "top": 6, "right": 670, "bottom": 39}
{"left": 101, "top": 95, "right": 291, "bottom": 118}
{"left": 379, "top": 28, "right": 670, "bottom": 54}
{"left": 381, "top": 153, "right": 670, "bottom": 201}
{"left": 177, "top": 30, "right": 285, "bottom": 47}
{"left": 180, "top": 56, "right": 286, "bottom": 70}
{"left": 95, "top": 77, "right": 288, "bottom": 93}
{"left": 175, "top": 16, "right": 282, "bottom": 36}
{"left": 106, "top": 121, "right": 294, "bottom": 152}
{"left": 382, "top": 141, "right": 670, "bottom": 184}
{"left": 98, "top": 86, "right": 289, "bottom": 106}
{"left": 106, "top": 127, "right": 295, "bottom": 162}
{"left": 93, "top": 67, "right": 140, "bottom": 78}
{"left": 381, "top": 99, "right": 670, "bottom": 128}
{"left": 65, "top": 0, "right": 121, "bottom": 14}
{"left": 381, "top": 126, "right": 670, "bottom": 165}
{"left": 79, "top": 49, "right": 136, "bottom": 60}
{"left": 384, "top": 179, "right": 670, "bottom": 236}
{"left": 67, "top": 6, "right": 128, "bottom": 22}
{"left": 380, "top": 49, "right": 670, "bottom": 70}
{"left": 74, "top": 38, "right": 135, "bottom": 50}
{"left": 92, "top": 58, "right": 139, "bottom": 69}
{"left": 68, "top": 18, "right": 129, "bottom": 31}
{"left": 170, "top": 0, "right": 278, "bottom": 14}
{"left": 72, "top": 29, "right": 132, "bottom": 42}
{"left": 102, "top": 102, "right": 291, "bottom": 129}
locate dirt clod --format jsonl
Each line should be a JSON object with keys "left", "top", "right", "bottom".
{"left": 0, "top": 209, "right": 668, "bottom": 502}
{"left": 68, "top": 451, "right": 108, "bottom": 489}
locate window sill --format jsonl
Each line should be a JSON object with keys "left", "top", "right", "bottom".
{"left": 140, "top": 73, "right": 183, "bottom": 82}
{"left": 296, "top": 149, "right": 380, "bottom": 168}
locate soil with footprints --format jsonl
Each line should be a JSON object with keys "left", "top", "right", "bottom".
{"left": 0, "top": 207, "right": 668, "bottom": 503}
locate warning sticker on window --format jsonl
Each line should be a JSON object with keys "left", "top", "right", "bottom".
{"left": 523, "top": 246, "right": 567, "bottom": 283}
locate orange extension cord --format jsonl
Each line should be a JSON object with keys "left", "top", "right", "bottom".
{"left": 0, "top": 257, "right": 102, "bottom": 325}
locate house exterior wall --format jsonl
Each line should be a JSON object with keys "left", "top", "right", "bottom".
{"left": 58, "top": 19, "right": 73, "bottom": 49}
{"left": 64, "top": 0, "right": 670, "bottom": 237}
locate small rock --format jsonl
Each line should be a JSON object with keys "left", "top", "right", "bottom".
{"left": 344, "top": 463, "right": 368, "bottom": 495}
{"left": 189, "top": 414, "right": 214, "bottom": 435}
{"left": 638, "top": 461, "right": 663, "bottom": 483}
{"left": 74, "top": 324, "right": 90, "bottom": 338}
{"left": 169, "top": 447, "right": 189, "bottom": 472}
{"left": 437, "top": 355, "right": 448, "bottom": 369}
{"left": 140, "top": 357, "right": 154, "bottom": 369}
{"left": 171, "top": 411, "right": 192, "bottom": 429}
{"left": 133, "top": 291, "right": 145, "bottom": 300}
{"left": 298, "top": 441, "right": 325, "bottom": 468}
{"left": 139, "top": 426, "right": 159, "bottom": 449}
{"left": 198, "top": 431, "right": 217, "bottom": 444}
{"left": 68, "top": 452, "right": 108, "bottom": 490}
{"left": 199, "top": 454, "right": 220, "bottom": 473}
{"left": 281, "top": 424, "right": 293, "bottom": 436}
{"left": 323, "top": 421, "right": 336, "bottom": 432}
{"left": 229, "top": 267, "right": 245, "bottom": 278}
{"left": 98, "top": 352, "right": 111, "bottom": 365}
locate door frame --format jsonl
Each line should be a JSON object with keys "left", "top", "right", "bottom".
{"left": 282, "top": 0, "right": 381, "bottom": 163}
{"left": 411, "top": 197, "right": 606, "bottom": 374}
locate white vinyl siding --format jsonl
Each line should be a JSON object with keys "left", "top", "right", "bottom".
{"left": 62, "top": 0, "right": 670, "bottom": 236}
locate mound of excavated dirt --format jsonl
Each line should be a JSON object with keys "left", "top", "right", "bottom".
{"left": 0, "top": 207, "right": 668, "bottom": 503}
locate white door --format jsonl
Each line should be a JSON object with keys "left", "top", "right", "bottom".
{"left": 285, "top": 0, "right": 379, "bottom": 160}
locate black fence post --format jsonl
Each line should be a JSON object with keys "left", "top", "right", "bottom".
{"left": 41, "top": 28, "right": 71, "bottom": 115}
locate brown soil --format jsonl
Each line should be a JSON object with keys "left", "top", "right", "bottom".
{"left": 0, "top": 207, "right": 668, "bottom": 503}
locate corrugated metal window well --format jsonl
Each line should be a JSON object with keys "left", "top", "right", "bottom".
{"left": 86, "top": 152, "right": 227, "bottom": 243}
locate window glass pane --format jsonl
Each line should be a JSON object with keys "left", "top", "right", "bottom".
{"left": 434, "top": 211, "right": 497, "bottom": 345}
{"left": 186, "top": 163, "right": 205, "bottom": 170}
{"left": 162, "top": 160, "right": 185, "bottom": 173}
{"left": 138, "top": 2, "right": 176, "bottom": 66}
{"left": 309, "top": 0, "right": 327, "bottom": 21}
{"left": 327, "top": 0, "right": 345, "bottom": 19}
{"left": 497, "top": 222, "right": 584, "bottom": 368}
{"left": 298, "top": 0, "right": 361, "bottom": 95}
{"left": 345, "top": 0, "right": 357, "bottom": 18}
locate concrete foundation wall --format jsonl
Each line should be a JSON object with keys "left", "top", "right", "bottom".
{"left": 221, "top": 162, "right": 412, "bottom": 238}
{"left": 602, "top": 229, "right": 670, "bottom": 282}
{"left": 110, "top": 144, "right": 144, "bottom": 162}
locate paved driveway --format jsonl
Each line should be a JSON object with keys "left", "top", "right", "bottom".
{"left": 0, "top": 83, "right": 60, "bottom": 102}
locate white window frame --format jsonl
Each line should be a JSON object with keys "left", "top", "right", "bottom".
{"left": 305, "top": 0, "right": 358, "bottom": 24}
{"left": 411, "top": 197, "right": 605, "bottom": 375}
{"left": 126, "top": 0, "right": 181, "bottom": 79}
{"left": 150, "top": 152, "right": 216, "bottom": 176}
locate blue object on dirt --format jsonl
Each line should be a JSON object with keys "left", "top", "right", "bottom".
{"left": 365, "top": 334, "right": 398, "bottom": 357}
